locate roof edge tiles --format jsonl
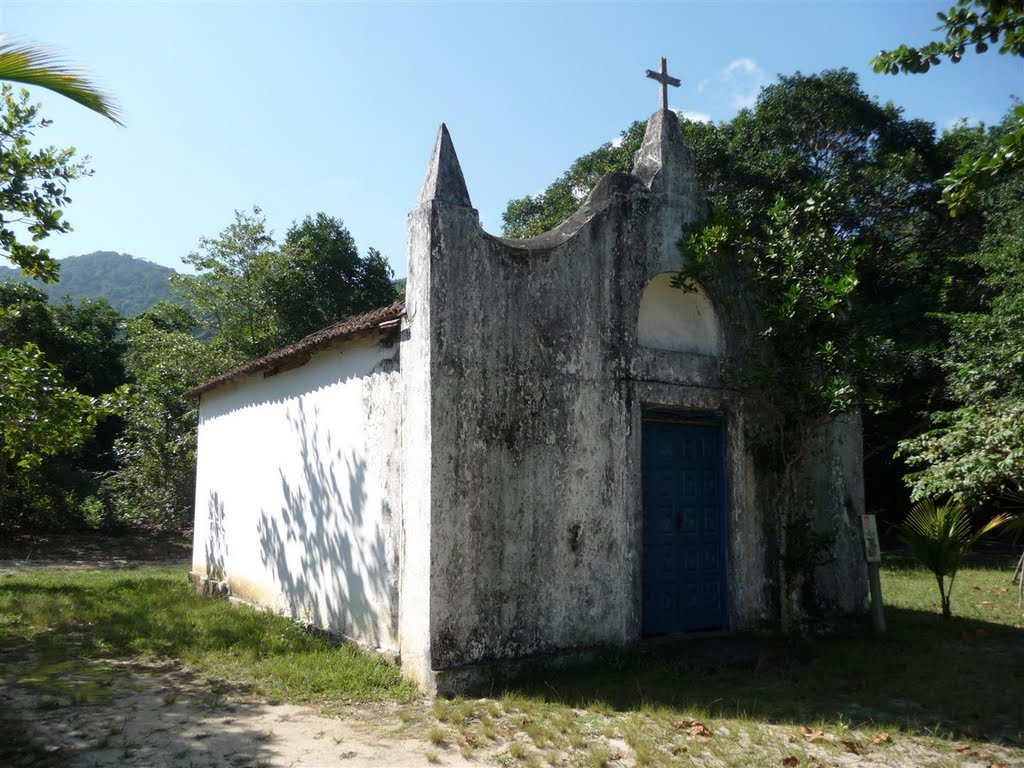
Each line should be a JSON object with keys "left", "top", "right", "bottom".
{"left": 183, "top": 301, "right": 406, "bottom": 400}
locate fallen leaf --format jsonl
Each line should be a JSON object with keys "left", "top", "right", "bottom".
{"left": 996, "top": 588, "right": 1008, "bottom": 594}
{"left": 671, "top": 719, "right": 697, "bottom": 729}
{"left": 980, "top": 600, "right": 993, "bottom": 605}
{"left": 689, "top": 723, "right": 713, "bottom": 740}
{"left": 871, "top": 732, "right": 892, "bottom": 744}
{"left": 956, "top": 745, "right": 972, "bottom": 753}
{"left": 989, "top": 763, "right": 1009, "bottom": 768}
{"left": 610, "top": 751, "right": 622, "bottom": 760}
{"left": 781, "top": 757, "right": 799, "bottom": 767}
{"left": 973, "top": 585, "right": 982, "bottom": 591}
{"left": 801, "top": 726, "right": 830, "bottom": 744}
{"left": 841, "top": 739, "right": 861, "bottom": 754}
{"left": 787, "top": 734, "right": 797, "bottom": 743}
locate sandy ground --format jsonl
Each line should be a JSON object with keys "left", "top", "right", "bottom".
{"left": 2, "top": 659, "right": 475, "bottom": 768}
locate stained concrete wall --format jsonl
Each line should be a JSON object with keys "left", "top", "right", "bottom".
{"left": 406, "top": 112, "right": 784, "bottom": 681}
{"left": 191, "top": 334, "right": 403, "bottom": 654}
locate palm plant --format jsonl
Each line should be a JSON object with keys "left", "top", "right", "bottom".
{"left": 895, "top": 498, "right": 1008, "bottom": 618}
{"left": 0, "top": 40, "right": 122, "bottom": 124}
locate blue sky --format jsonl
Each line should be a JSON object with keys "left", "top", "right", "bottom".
{"left": 3, "top": 1, "right": 1022, "bottom": 279}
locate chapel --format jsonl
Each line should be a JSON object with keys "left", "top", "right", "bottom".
{"left": 187, "top": 90, "right": 867, "bottom": 691}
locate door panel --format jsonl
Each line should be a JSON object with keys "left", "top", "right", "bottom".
{"left": 642, "top": 413, "right": 727, "bottom": 635}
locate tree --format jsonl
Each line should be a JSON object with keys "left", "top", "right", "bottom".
{"left": 172, "top": 208, "right": 279, "bottom": 358}
{"left": 0, "top": 283, "right": 127, "bottom": 529}
{"left": 502, "top": 121, "right": 647, "bottom": 238}
{"left": 0, "top": 85, "right": 92, "bottom": 281}
{"left": 898, "top": 121, "right": 1024, "bottom": 504}
{"left": 895, "top": 498, "right": 1008, "bottom": 617}
{"left": 268, "top": 213, "right": 397, "bottom": 344}
{"left": 0, "top": 341, "right": 98, "bottom": 524}
{"left": 0, "top": 41, "right": 121, "bottom": 280}
{"left": 872, "top": 0, "right": 1024, "bottom": 214}
{"left": 175, "top": 209, "right": 399, "bottom": 358}
{"left": 105, "top": 302, "right": 239, "bottom": 529}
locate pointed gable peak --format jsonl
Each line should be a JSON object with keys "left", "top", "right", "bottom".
{"left": 417, "top": 123, "right": 473, "bottom": 208}
{"left": 631, "top": 109, "right": 693, "bottom": 191}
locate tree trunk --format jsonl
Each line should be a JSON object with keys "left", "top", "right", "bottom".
{"left": 937, "top": 574, "right": 951, "bottom": 618}
{"left": 0, "top": 432, "right": 7, "bottom": 525}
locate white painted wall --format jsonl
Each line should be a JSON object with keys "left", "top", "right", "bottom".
{"left": 638, "top": 273, "right": 722, "bottom": 355}
{"left": 191, "top": 335, "right": 402, "bottom": 653}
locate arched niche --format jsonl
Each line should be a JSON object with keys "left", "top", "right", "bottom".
{"left": 638, "top": 273, "right": 722, "bottom": 355}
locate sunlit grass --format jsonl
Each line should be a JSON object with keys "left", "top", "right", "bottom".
{"left": 0, "top": 566, "right": 415, "bottom": 705}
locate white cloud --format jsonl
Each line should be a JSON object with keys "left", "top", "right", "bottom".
{"left": 720, "top": 57, "right": 768, "bottom": 109}
{"left": 678, "top": 110, "right": 711, "bottom": 124}
{"left": 944, "top": 115, "right": 982, "bottom": 131}
{"left": 696, "top": 77, "right": 711, "bottom": 94}
{"left": 610, "top": 135, "right": 625, "bottom": 148}
{"left": 723, "top": 57, "right": 758, "bottom": 78}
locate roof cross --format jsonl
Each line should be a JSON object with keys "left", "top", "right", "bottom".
{"left": 645, "top": 57, "right": 681, "bottom": 112}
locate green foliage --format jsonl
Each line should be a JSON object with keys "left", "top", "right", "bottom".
{"left": 174, "top": 208, "right": 399, "bottom": 360}
{"left": 105, "top": 303, "right": 239, "bottom": 529}
{"left": 0, "top": 285, "right": 126, "bottom": 529}
{"left": 898, "top": 149, "right": 1024, "bottom": 503}
{"left": 0, "top": 251, "right": 181, "bottom": 316}
{"left": 0, "top": 342, "right": 99, "bottom": 525}
{"left": 893, "top": 498, "right": 1008, "bottom": 617}
{"left": 678, "top": 69, "right": 963, "bottom": 512}
{"left": 269, "top": 212, "right": 397, "bottom": 344}
{"left": 0, "top": 84, "right": 91, "bottom": 282}
{"left": 872, "top": 0, "right": 1024, "bottom": 214}
{"left": 172, "top": 207, "right": 279, "bottom": 358}
{"left": 0, "top": 342, "right": 97, "bottom": 471}
{"left": 942, "top": 104, "right": 1024, "bottom": 214}
{"left": 502, "top": 121, "right": 646, "bottom": 238}
{"left": 872, "top": 0, "right": 1023, "bottom": 74}
{"left": 0, "top": 40, "right": 121, "bottom": 124}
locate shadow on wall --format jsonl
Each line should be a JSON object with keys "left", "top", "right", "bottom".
{"left": 205, "top": 491, "right": 227, "bottom": 581}
{"left": 256, "top": 401, "right": 392, "bottom": 647}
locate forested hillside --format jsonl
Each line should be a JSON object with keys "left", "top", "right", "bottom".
{"left": 0, "top": 251, "right": 177, "bottom": 316}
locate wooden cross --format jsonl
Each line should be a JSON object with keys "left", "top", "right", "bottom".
{"left": 645, "top": 57, "right": 681, "bottom": 112}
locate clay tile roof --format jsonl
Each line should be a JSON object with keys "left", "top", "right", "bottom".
{"left": 183, "top": 301, "right": 406, "bottom": 400}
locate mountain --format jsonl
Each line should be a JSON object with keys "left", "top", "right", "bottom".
{"left": 0, "top": 251, "right": 179, "bottom": 316}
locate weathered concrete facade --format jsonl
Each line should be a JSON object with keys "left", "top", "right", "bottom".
{"left": 190, "top": 109, "right": 867, "bottom": 693}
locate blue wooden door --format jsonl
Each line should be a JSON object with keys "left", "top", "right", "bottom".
{"left": 642, "top": 411, "right": 727, "bottom": 635}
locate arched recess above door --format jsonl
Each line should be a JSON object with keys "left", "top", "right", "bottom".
{"left": 638, "top": 273, "right": 722, "bottom": 355}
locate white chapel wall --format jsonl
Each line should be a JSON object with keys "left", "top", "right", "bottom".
{"left": 192, "top": 335, "right": 402, "bottom": 654}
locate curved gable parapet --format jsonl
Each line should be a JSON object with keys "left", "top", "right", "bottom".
{"left": 489, "top": 172, "right": 650, "bottom": 255}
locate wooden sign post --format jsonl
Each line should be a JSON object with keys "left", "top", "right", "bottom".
{"left": 862, "top": 514, "right": 886, "bottom": 633}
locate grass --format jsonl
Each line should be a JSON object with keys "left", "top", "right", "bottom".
{"left": 1, "top": 555, "right": 1022, "bottom": 767}
{"left": 426, "top": 556, "right": 1023, "bottom": 767}
{"left": 0, "top": 566, "right": 416, "bottom": 707}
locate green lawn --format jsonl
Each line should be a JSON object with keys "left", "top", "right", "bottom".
{"left": 1, "top": 558, "right": 1021, "bottom": 767}
{"left": 0, "top": 566, "right": 415, "bottom": 706}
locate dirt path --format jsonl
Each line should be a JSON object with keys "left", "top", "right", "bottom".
{"left": 2, "top": 659, "right": 474, "bottom": 768}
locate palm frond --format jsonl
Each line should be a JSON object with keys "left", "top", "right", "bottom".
{"left": 0, "top": 40, "right": 122, "bottom": 125}
{"left": 896, "top": 499, "right": 1008, "bottom": 578}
